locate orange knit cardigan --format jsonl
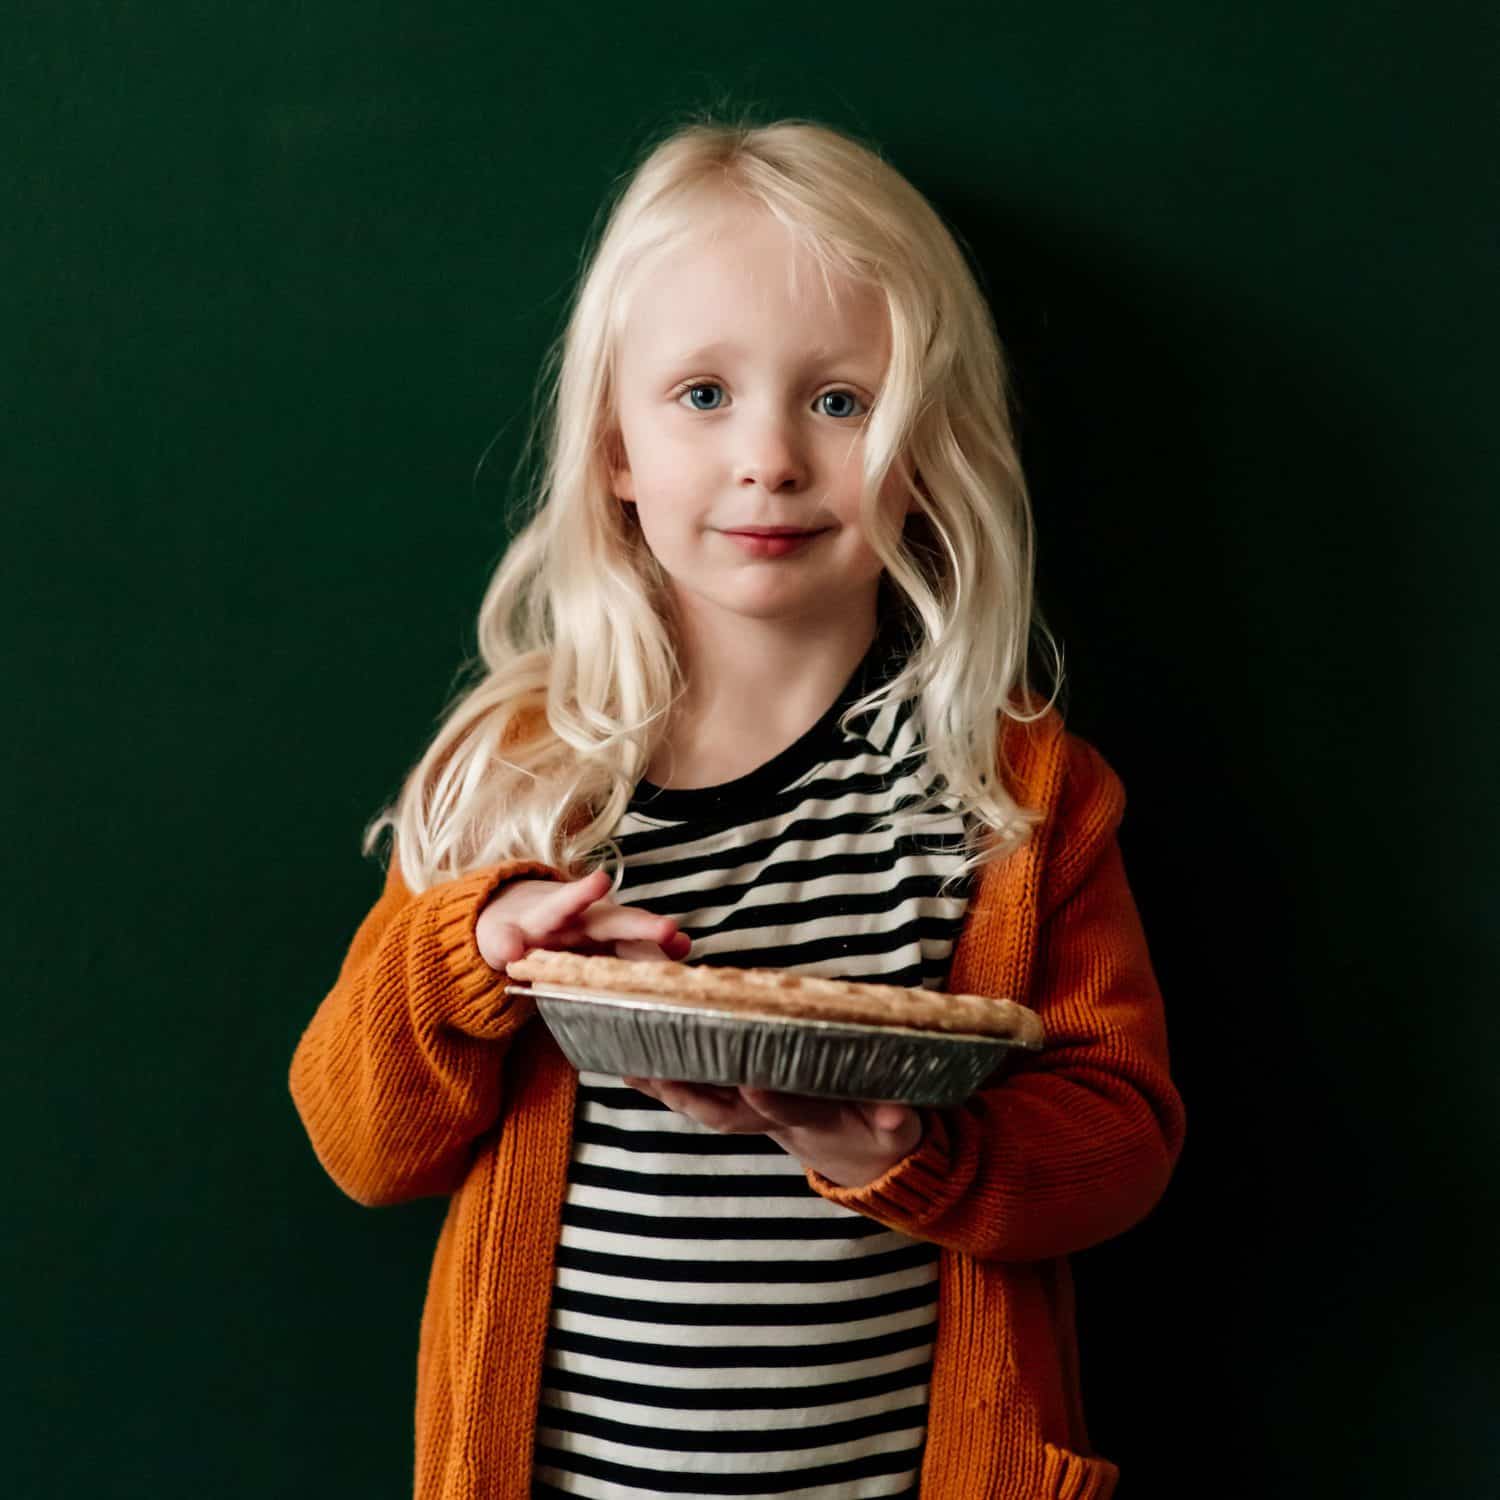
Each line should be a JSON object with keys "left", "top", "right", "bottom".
{"left": 289, "top": 707, "right": 1185, "bottom": 1499}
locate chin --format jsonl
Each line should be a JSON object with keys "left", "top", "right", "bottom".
{"left": 731, "top": 597, "right": 844, "bottom": 628}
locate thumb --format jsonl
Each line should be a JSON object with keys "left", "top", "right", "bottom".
{"left": 868, "top": 1102, "right": 915, "bottom": 1134}
{"left": 479, "top": 920, "right": 527, "bottom": 972}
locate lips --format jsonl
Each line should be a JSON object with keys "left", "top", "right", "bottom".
{"left": 722, "top": 526, "right": 826, "bottom": 537}
{"left": 719, "top": 527, "right": 829, "bottom": 558}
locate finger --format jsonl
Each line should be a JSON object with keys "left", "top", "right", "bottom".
{"left": 541, "top": 923, "right": 601, "bottom": 952}
{"left": 655, "top": 1080, "right": 772, "bottom": 1133}
{"left": 526, "top": 869, "right": 613, "bottom": 941}
{"left": 544, "top": 925, "right": 682, "bottom": 960}
{"left": 737, "top": 1087, "right": 841, "bottom": 1132}
{"left": 614, "top": 938, "right": 674, "bottom": 961}
{"left": 579, "top": 905, "right": 687, "bottom": 954}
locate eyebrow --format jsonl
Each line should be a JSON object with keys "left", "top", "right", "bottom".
{"left": 662, "top": 340, "right": 881, "bottom": 371}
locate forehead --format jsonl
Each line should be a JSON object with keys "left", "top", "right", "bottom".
{"left": 616, "top": 202, "right": 889, "bottom": 370}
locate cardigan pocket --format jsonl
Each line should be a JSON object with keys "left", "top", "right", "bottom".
{"left": 1040, "top": 1442, "right": 1119, "bottom": 1500}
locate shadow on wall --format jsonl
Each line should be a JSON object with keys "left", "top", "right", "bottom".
{"left": 929, "top": 183, "right": 1458, "bottom": 1497}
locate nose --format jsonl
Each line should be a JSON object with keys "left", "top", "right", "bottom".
{"left": 734, "top": 410, "right": 808, "bottom": 492}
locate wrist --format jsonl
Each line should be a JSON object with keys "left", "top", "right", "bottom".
{"left": 792, "top": 1111, "right": 923, "bottom": 1190}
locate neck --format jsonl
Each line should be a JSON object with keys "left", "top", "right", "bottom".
{"left": 648, "top": 597, "right": 881, "bottom": 789}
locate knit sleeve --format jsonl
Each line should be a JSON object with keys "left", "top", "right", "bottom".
{"left": 805, "top": 735, "right": 1186, "bottom": 1261}
{"left": 287, "top": 847, "right": 563, "bottom": 1208}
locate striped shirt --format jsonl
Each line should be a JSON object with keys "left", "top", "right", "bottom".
{"left": 533, "top": 636, "right": 975, "bottom": 1499}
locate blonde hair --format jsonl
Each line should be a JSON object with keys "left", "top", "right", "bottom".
{"left": 365, "top": 115, "right": 1063, "bottom": 894}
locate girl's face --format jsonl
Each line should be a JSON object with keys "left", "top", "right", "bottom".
{"left": 608, "top": 202, "right": 907, "bottom": 641}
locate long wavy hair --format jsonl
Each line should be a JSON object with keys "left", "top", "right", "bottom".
{"left": 365, "top": 116, "right": 1063, "bottom": 894}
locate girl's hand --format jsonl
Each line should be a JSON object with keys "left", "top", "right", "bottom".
{"left": 621, "top": 1079, "right": 921, "bottom": 1189}
{"left": 476, "top": 869, "right": 691, "bottom": 971}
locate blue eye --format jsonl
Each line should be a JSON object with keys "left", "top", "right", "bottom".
{"left": 817, "top": 390, "right": 865, "bottom": 419}
{"left": 680, "top": 383, "right": 726, "bottom": 411}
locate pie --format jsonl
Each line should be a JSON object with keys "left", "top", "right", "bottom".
{"left": 505, "top": 949, "right": 1043, "bottom": 1046}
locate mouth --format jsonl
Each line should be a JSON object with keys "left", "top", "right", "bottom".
{"left": 721, "top": 526, "right": 829, "bottom": 537}
{"left": 718, "top": 527, "right": 829, "bottom": 559}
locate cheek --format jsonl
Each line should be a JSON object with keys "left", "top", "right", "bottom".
{"left": 624, "top": 422, "right": 708, "bottom": 495}
{"left": 875, "top": 454, "right": 913, "bottom": 506}
{"left": 630, "top": 488, "right": 699, "bottom": 561}
{"left": 833, "top": 454, "right": 906, "bottom": 532}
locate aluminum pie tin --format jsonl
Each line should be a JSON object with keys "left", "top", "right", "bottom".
{"left": 511, "top": 982, "right": 1042, "bottom": 1107}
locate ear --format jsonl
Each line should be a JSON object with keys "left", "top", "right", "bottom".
{"left": 605, "top": 428, "right": 636, "bottom": 502}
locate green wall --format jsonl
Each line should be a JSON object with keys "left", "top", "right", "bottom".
{"left": 7, "top": 3, "right": 1496, "bottom": 1495}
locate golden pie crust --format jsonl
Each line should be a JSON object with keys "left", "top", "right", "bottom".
{"left": 505, "top": 949, "right": 1043, "bottom": 1046}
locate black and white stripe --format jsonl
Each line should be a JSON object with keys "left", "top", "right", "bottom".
{"left": 534, "top": 646, "right": 973, "bottom": 1498}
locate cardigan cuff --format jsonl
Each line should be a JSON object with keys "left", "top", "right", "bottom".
{"left": 804, "top": 1109, "right": 961, "bottom": 1230}
{"left": 423, "top": 861, "right": 564, "bottom": 1039}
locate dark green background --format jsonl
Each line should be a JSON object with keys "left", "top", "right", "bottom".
{"left": 7, "top": 2, "right": 1496, "bottom": 1495}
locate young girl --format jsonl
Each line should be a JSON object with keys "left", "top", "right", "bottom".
{"left": 290, "top": 117, "right": 1185, "bottom": 1500}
